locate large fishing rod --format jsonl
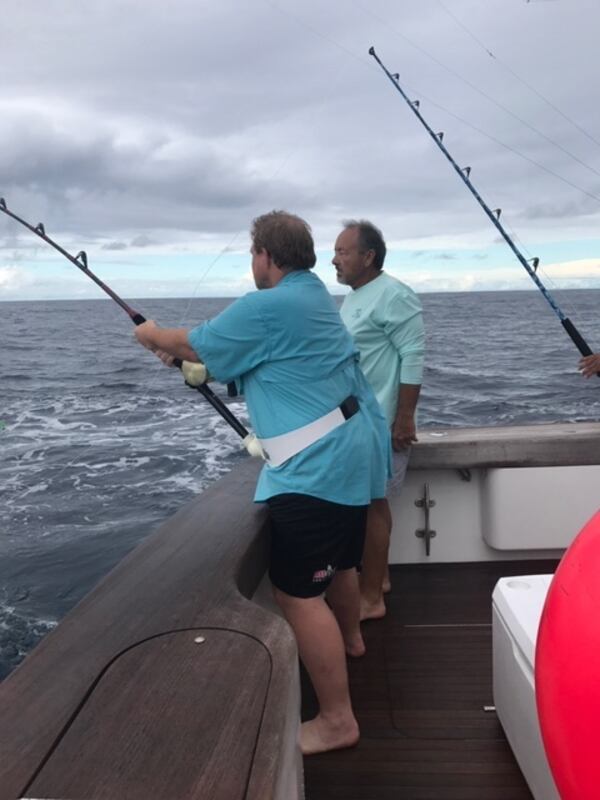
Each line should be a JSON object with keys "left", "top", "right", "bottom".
{"left": 369, "top": 46, "right": 597, "bottom": 365}
{"left": 0, "top": 198, "right": 264, "bottom": 451}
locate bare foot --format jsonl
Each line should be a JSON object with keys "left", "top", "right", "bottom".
{"left": 344, "top": 632, "right": 366, "bottom": 658}
{"left": 300, "top": 713, "right": 360, "bottom": 755}
{"left": 360, "top": 596, "right": 386, "bottom": 621}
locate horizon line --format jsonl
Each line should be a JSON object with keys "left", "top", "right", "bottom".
{"left": 3, "top": 285, "right": 600, "bottom": 303}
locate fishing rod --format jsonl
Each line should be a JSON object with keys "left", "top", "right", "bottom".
{"left": 0, "top": 197, "right": 265, "bottom": 452}
{"left": 368, "top": 46, "right": 597, "bottom": 368}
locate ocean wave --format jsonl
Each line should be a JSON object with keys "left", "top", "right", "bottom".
{"left": 0, "top": 599, "right": 57, "bottom": 680}
{"left": 2, "top": 291, "right": 599, "bottom": 682}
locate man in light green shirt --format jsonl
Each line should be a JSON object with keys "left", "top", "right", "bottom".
{"left": 334, "top": 220, "right": 425, "bottom": 620}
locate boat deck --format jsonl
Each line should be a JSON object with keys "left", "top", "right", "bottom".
{"left": 302, "top": 559, "right": 559, "bottom": 800}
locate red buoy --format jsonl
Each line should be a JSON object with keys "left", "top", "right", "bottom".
{"left": 535, "top": 509, "right": 600, "bottom": 799}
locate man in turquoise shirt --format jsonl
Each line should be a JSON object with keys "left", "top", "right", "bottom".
{"left": 134, "top": 211, "right": 390, "bottom": 756}
{"left": 334, "top": 220, "right": 425, "bottom": 621}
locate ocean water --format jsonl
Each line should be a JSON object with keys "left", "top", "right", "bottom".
{"left": 1, "top": 290, "right": 599, "bottom": 679}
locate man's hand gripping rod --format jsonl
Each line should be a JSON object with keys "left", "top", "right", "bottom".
{"left": 0, "top": 198, "right": 265, "bottom": 458}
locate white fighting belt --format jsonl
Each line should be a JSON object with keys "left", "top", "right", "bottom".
{"left": 258, "top": 398, "right": 358, "bottom": 467}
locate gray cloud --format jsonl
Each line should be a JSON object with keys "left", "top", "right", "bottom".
{"left": 1, "top": 0, "right": 600, "bottom": 298}
{"left": 522, "top": 196, "right": 600, "bottom": 221}
{"left": 130, "top": 234, "right": 156, "bottom": 247}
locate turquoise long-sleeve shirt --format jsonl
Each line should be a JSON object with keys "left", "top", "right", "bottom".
{"left": 340, "top": 271, "right": 425, "bottom": 426}
{"left": 188, "top": 270, "right": 391, "bottom": 504}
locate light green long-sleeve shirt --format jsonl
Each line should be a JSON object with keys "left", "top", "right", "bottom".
{"left": 340, "top": 271, "right": 425, "bottom": 426}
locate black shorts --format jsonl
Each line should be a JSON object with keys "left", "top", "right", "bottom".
{"left": 266, "top": 493, "right": 368, "bottom": 599}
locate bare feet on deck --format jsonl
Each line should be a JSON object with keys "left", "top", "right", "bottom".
{"left": 359, "top": 596, "right": 386, "bottom": 621}
{"left": 300, "top": 713, "right": 360, "bottom": 755}
{"left": 344, "top": 631, "right": 366, "bottom": 658}
{"left": 382, "top": 578, "right": 392, "bottom": 594}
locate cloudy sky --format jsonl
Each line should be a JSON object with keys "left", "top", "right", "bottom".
{"left": 1, "top": 0, "right": 600, "bottom": 300}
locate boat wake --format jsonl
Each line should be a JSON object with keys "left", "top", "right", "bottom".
{"left": 0, "top": 594, "right": 57, "bottom": 680}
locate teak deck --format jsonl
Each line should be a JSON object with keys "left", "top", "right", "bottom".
{"left": 302, "top": 559, "right": 558, "bottom": 800}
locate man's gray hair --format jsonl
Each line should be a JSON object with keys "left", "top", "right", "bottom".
{"left": 342, "top": 219, "right": 386, "bottom": 271}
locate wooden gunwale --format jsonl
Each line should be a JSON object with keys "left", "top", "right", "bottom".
{"left": 0, "top": 458, "right": 298, "bottom": 800}
{"left": 411, "top": 422, "right": 600, "bottom": 469}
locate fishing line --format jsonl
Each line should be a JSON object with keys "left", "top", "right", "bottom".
{"left": 368, "top": 47, "right": 597, "bottom": 365}
{"left": 435, "top": 0, "right": 600, "bottom": 151}
{"left": 262, "top": 0, "right": 600, "bottom": 205}
{"left": 0, "top": 198, "right": 253, "bottom": 443}
{"left": 104, "top": 36, "right": 354, "bottom": 438}
{"left": 495, "top": 216, "right": 573, "bottom": 318}
{"left": 283, "top": 0, "right": 600, "bottom": 334}
{"left": 393, "top": 89, "right": 600, "bottom": 205}
{"left": 1, "top": 38, "right": 356, "bottom": 504}
{"left": 0, "top": 226, "right": 252, "bottom": 508}
{"left": 168, "top": 16, "right": 358, "bottom": 328}
{"left": 352, "top": 0, "right": 600, "bottom": 181}
{"left": 153, "top": 44, "right": 354, "bottom": 363}
{"left": 473, "top": 210, "right": 586, "bottom": 326}
{"left": 263, "top": 3, "right": 599, "bottom": 206}
{"left": 242, "top": 5, "right": 599, "bottom": 342}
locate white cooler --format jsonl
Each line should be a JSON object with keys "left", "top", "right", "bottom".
{"left": 492, "top": 575, "right": 559, "bottom": 800}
